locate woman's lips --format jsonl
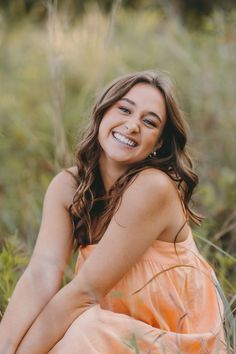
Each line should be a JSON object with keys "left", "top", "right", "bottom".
{"left": 112, "top": 131, "right": 138, "bottom": 147}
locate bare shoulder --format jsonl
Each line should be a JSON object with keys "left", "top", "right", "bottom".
{"left": 73, "top": 168, "right": 177, "bottom": 297}
{"left": 138, "top": 167, "right": 173, "bottom": 185}
{"left": 126, "top": 167, "right": 176, "bottom": 201}
{"left": 66, "top": 165, "right": 78, "bottom": 177}
{"left": 46, "top": 166, "right": 78, "bottom": 209}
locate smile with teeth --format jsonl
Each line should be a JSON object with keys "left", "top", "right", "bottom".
{"left": 112, "top": 132, "right": 137, "bottom": 147}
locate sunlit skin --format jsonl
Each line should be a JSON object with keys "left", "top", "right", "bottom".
{"left": 98, "top": 83, "right": 167, "bottom": 191}
{"left": 0, "top": 69, "right": 225, "bottom": 353}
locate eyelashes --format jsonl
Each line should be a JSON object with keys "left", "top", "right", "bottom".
{"left": 118, "top": 106, "right": 157, "bottom": 128}
{"left": 143, "top": 119, "right": 156, "bottom": 127}
{"left": 118, "top": 106, "right": 131, "bottom": 114}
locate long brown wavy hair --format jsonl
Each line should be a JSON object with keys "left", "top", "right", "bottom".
{"left": 68, "top": 71, "right": 203, "bottom": 252}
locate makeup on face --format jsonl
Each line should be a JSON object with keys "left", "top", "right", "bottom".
{"left": 98, "top": 83, "right": 166, "bottom": 165}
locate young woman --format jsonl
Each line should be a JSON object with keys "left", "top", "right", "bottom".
{"left": 0, "top": 71, "right": 226, "bottom": 353}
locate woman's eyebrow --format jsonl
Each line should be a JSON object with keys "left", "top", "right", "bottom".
{"left": 119, "top": 97, "right": 162, "bottom": 123}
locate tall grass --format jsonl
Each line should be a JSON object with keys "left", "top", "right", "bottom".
{"left": 0, "top": 235, "right": 28, "bottom": 318}
{"left": 0, "top": 2, "right": 235, "bottom": 350}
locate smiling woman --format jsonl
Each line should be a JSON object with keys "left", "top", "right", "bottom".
{"left": 98, "top": 83, "right": 166, "bottom": 181}
{"left": 0, "top": 71, "right": 228, "bottom": 354}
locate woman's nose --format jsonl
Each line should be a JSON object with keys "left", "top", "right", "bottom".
{"left": 125, "top": 119, "right": 140, "bottom": 133}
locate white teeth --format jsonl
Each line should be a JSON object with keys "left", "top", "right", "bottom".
{"left": 113, "top": 132, "right": 136, "bottom": 147}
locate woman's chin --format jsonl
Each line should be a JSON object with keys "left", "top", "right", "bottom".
{"left": 106, "top": 153, "right": 137, "bottom": 165}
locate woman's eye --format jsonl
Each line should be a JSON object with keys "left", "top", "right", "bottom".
{"left": 144, "top": 119, "right": 156, "bottom": 127}
{"left": 119, "top": 106, "right": 131, "bottom": 114}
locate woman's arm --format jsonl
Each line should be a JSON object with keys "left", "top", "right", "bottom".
{"left": 15, "top": 275, "right": 96, "bottom": 354}
{"left": 0, "top": 170, "right": 75, "bottom": 354}
{"left": 15, "top": 169, "right": 182, "bottom": 354}
{"left": 0, "top": 265, "right": 62, "bottom": 354}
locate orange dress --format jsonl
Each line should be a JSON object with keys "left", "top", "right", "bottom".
{"left": 54, "top": 229, "right": 227, "bottom": 353}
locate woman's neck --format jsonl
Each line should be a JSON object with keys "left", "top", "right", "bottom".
{"left": 98, "top": 156, "right": 127, "bottom": 192}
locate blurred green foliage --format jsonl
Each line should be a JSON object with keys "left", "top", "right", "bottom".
{"left": 0, "top": 235, "right": 28, "bottom": 319}
{"left": 0, "top": 1, "right": 235, "bottom": 340}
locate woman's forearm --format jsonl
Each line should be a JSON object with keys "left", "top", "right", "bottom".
{"left": 0, "top": 339, "right": 16, "bottom": 354}
{"left": 0, "top": 267, "right": 61, "bottom": 354}
{"left": 15, "top": 278, "right": 96, "bottom": 354}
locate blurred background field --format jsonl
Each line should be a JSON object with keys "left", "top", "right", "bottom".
{"left": 0, "top": 0, "right": 236, "bottom": 344}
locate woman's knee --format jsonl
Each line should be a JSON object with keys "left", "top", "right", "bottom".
{"left": 48, "top": 305, "right": 101, "bottom": 354}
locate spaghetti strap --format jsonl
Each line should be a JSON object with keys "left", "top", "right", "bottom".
{"left": 167, "top": 178, "right": 190, "bottom": 243}
{"left": 173, "top": 218, "right": 188, "bottom": 244}
{"left": 167, "top": 176, "right": 189, "bottom": 222}
{"left": 176, "top": 188, "right": 189, "bottom": 221}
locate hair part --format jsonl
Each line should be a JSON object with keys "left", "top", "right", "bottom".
{"left": 68, "top": 70, "right": 203, "bottom": 252}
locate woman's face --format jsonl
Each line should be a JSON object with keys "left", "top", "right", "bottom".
{"left": 98, "top": 83, "right": 167, "bottom": 168}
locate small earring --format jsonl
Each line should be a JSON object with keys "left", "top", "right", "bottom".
{"left": 149, "top": 150, "right": 157, "bottom": 158}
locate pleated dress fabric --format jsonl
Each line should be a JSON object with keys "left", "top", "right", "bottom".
{"left": 57, "top": 229, "right": 227, "bottom": 354}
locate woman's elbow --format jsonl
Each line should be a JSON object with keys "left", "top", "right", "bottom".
{"left": 24, "top": 263, "right": 63, "bottom": 295}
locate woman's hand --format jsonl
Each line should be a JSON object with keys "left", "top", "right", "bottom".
{"left": 0, "top": 170, "right": 76, "bottom": 354}
{"left": 11, "top": 277, "right": 96, "bottom": 354}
